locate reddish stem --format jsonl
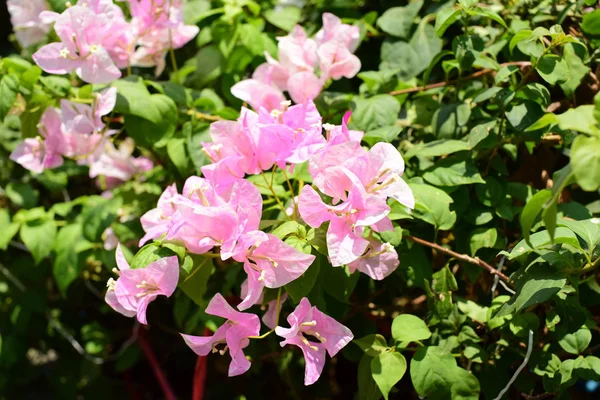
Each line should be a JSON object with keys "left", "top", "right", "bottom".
{"left": 138, "top": 328, "right": 177, "bottom": 400}
{"left": 192, "top": 328, "right": 211, "bottom": 400}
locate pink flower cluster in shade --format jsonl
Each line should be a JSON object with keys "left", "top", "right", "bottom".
{"left": 7, "top": 0, "right": 52, "bottom": 48}
{"left": 10, "top": 87, "right": 153, "bottom": 186}
{"left": 231, "top": 13, "right": 361, "bottom": 111}
{"left": 26, "top": 0, "right": 198, "bottom": 84}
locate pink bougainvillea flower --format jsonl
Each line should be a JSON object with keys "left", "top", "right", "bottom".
{"left": 163, "top": 176, "right": 262, "bottom": 256}
{"left": 318, "top": 40, "right": 361, "bottom": 81}
{"left": 10, "top": 137, "right": 63, "bottom": 175}
{"left": 347, "top": 240, "right": 400, "bottom": 280}
{"left": 230, "top": 79, "right": 287, "bottom": 112}
{"left": 315, "top": 13, "right": 360, "bottom": 52}
{"left": 33, "top": 5, "right": 122, "bottom": 84}
{"left": 180, "top": 293, "right": 260, "bottom": 377}
{"left": 201, "top": 100, "right": 325, "bottom": 186}
{"left": 61, "top": 87, "right": 117, "bottom": 135}
{"left": 7, "top": 0, "right": 52, "bottom": 47}
{"left": 239, "top": 280, "right": 289, "bottom": 329}
{"left": 277, "top": 25, "right": 319, "bottom": 73}
{"left": 10, "top": 107, "right": 67, "bottom": 174}
{"left": 298, "top": 174, "right": 391, "bottom": 266}
{"left": 139, "top": 183, "right": 179, "bottom": 246}
{"left": 128, "top": 0, "right": 199, "bottom": 75}
{"left": 275, "top": 297, "right": 353, "bottom": 385}
{"left": 233, "top": 231, "right": 315, "bottom": 311}
{"left": 286, "top": 71, "right": 324, "bottom": 108}
{"left": 88, "top": 139, "right": 153, "bottom": 188}
{"left": 342, "top": 142, "right": 415, "bottom": 209}
{"left": 105, "top": 244, "right": 179, "bottom": 324}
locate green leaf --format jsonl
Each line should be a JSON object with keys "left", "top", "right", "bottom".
{"left": 124, "top": 94, "right": 178, "bottom": 148}
{"left": 131, "top": 243, "right": 183, "bottom": 270}
{"left": 264, "top": 6, "right": 301, "bottom": 32}
{"left": 467, "top": 7, "right": 507, "bottom": 28}
{"left": 377, "top": 2, "right": 423, "bottom": 38}
{"left": 285, "top": 255, "right": 321, "bottom": 302}
{"left": 556, "top": 105, "right": 598, "bottom": 135}
{"left": 372, "top": 352, "right": 407, "bottom": 400}
{"left": 391, "top": 314, "right": 431, "bottom": 343}
{"left": 571, "top": 135, "right": 600, "bottom": 191}
{"left": 557, "top": 218, "right": 600, "bottom": 252}
{"left": 582, "top": 10, "right": 600, "bottom": 36}
{"left": 469, "top": 227, "right": 498, "bottom": 255}
{"left": 507, "top": 227, "right": 581, "bottom": 260}
{"left": 560, "top": 43, "right": 590, "bottom": 96}
{"left": 81, "top": 197, "right": 121, "bottom": 242}
{"left": 53, "top": 224, "right": 87, "bottom": 296}
{"left": 559, "top": 328, "right": 592, "bottom": 355}
{"left": 536, "top": 55, "right": 569, "bottom": 85}
{"left": 20, "top": 219, "right": 57, "bottom": 265}
{"left": 496, "top": 265, "right": 566, "bottom": 316}
{"left": 505, "top": 101, "right": 545, "bottom": 132}
{"left": 351, "top": 95, "right": 400, "bottom": 133}
{"left": 520, "top": 189, "right": 553, "bottom": 245}
{"left": 435, "top": 8, "right": 462, "bottom": 37}
{"left": 422, "top": 156, "right": 485, "bottom": 186}
{"left": 355, "top": 334, "right": 389, "bottom": 357}
{"left": 411, "top": 346, "right": 480, "bottom": 399}
{"left": 432, "top": 103, "right": 471, "bottom": 138}
{"left": 0, "top": 74, "right": 19, "bottom": 120}
{"left": 404, "top": 139, "right": 470, "bottom": 160}
{"left": 453, "top": 35, "right": 484, "bottom": 71}
{"left": 410, "top": 183, "right": 456, "bottom": 230}
{"left": 179, "top": 256, "right": 214, "bottom": 306}
{"left": 0, "top": 209, "right": 20, "bottom": 251}
{"left": 358, "top": 355, "right": 382, "bottom": 400}
{"left": 167, "top": 137, "right": 192, "bottom": 175}
{"left": 5, "top": 183, "right": 38, "bottom": 209}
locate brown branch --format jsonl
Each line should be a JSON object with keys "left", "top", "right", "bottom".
{"left": 405, "top": 235, "right": 511, "bottom": 283}
{"left": 389, "top": 62, "right": 532, "bottom": 96}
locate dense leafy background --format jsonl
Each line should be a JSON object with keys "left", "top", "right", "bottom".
{"left": 2, "top": 0, "right": 600, "bottom": 399}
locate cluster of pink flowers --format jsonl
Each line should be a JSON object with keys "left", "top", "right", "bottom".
{"left": 7, "top": 0, "right": 52, "bottom": 48}
{"left": 10, "top": 87, "right": 152, "bottom": 186}
{"left": 105, "top": 95, "right": 412, "bottom": 384}
{"left": 23, "top": 0, "right": 198, "bottom": 83}
{"left": 231, "top": 13, "right": 361, "bottom": 111}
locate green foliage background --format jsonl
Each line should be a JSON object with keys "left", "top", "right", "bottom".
{"left": 2, "top": 0, "right": 600, "bottom": 399}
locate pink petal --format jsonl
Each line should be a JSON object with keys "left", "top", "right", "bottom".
{"left": 348, "top": 242, "right": 399, "bottom": 280}
{"left": 237, "top": 264, "right": 266, "bottom": 311}
{"left": 115, "top": 243, "right": 131, "bottom": 270}
{"left": 298, "top": 185, "right": 332, "bottom": 228}
{"left": 327, "top": 217, "right": 369, "bottom": 266}
{"left": 312, "top": 305, "right": 354, "bottom": 357}
{"left": 231, "top": 79, "right": 286, "bottom": 112}
{"left": 287, "top": 71, "right": 323, "bottom": 105}
{"left": 77, "top": 47, "right": 122, "bottom": 84}
{"left": 105, "top": 289, "right": 136, "bottom": 318}
{"left": 33, "top": 43, "right": 79, "bottom": 75}
{"left": 145, "top": 256, "right": 180, "bottom": 297}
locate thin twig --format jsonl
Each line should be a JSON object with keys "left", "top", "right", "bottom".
{"left": 389, "top": 62, "right": 531, "bottom": 96}
{"left": 493, "top": 329, "right": 534, "bottom": 400}
{"left": 491, "top": 255, "right": 506, "bottom": 297}
{"left": 187, "top": 109, "right": 224, "bottom": 121}
{"left": 405, "top": 235, "right": 511, "bottom": 283}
